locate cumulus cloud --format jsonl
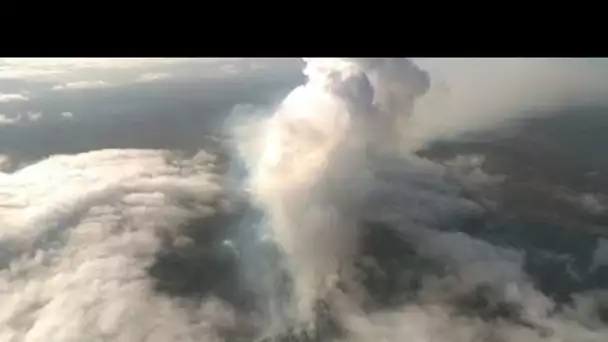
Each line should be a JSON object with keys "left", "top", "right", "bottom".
{"left": 60, "top": 111, "right": 74, "bottom": 119}
{"left": 0, "top": 148, "right": 240, "bottom": 341}
{"left": 52, "top": 80, "right": 112, "bottom": 91}
{"left": 0, "top": 93, "right": 28, "bottom": 103}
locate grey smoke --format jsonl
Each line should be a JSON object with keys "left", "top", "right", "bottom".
{"left": 235, "top": 58, "right": 608, "bottom": 341}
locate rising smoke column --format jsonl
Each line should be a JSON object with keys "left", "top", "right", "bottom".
{"left": 243, "top": 58, "right": 430, "bottom": 329}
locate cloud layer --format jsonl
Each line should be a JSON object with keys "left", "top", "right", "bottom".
{"left": 0, "top": 148, "right": 239, "bottom": 341}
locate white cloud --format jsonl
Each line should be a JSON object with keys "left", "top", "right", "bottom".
{"left": 566, "top": 291, "right": 608, "bottom": 330}
{"left": 0, "top": 111, "right": 44, "bottom": 125}
{"left": 579, "top": 194, "right": 606, "bottom": 215}
{"left": 0, "top": 113, "right": 21, "bottom": 125}
{"left": 416, "top": 229, "right": 526, "bottom": 284}
{"left": 0, "top": 58, "right": 183, "bottom": 80}
{"left": 344, "top": 217, "right": 608, "bottom": 342}
{"left": 355, "top": 157, "right": 608, "bottom": 342}
{"left": 0, "top": 145, "right": 604, "bottom": 341}
{"left": 61, "top": 111, "right": 74, "bottom": 119}
{"left": 52, "top": 80, "right": 112, "bottom": 91}
{"left": 444, "top": 155, "right": 506, "bottom": 190}
{"left": 336, "top": 216, "right": 608, "bottom": 342}
{"left": 27, "top": 111, "right": 42, "bottom": 122}
{"left": 0, "top": 148, "right": 238, "bottom": 341}
{"left": 0, "top": 58, "right": 255, "bottom": 85}
{"left": 559, "top": 192, "right": 606, "bottom": 216}
{"left": 0, "top": 93, "right": 28, "bottom": 103}
{"left": 137, "top": 72, "right": 172, "bottom": 82}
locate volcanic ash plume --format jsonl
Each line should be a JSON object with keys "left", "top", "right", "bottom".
{"left": 244, "top": 58, "right": 430, "bottom": 327}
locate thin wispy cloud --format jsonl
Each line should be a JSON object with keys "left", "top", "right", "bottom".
{"left": 0, "top": 58, "right": 183, "bottom": 81}
{"left": 52, "top": 80, "right": 112, "bottom": 91}
{"left": 137, "top": 72, "right": 172, "bottom": 82}
{"left": 27, "top": 111, "right": 42, "bottom": 122}
{"left": 0, "top": 111, "right": 44, "bottom": 126}
{"left": 0, "top": 113, "right": 21, "bottom": 125}
{"left": 0, "top": 92, "right": 28, "bottom": 103}
{"left": 0, "top": 58, "right": 266, "bottom": 88}
{"left": 559, "top": 192, "right": 607, "bottom": 216}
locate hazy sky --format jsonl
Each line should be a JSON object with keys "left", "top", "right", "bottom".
{"left": 2, "top": 57, "right": 608, "bottom": 161}
{"left": 0, "top": 58, "right": 304, "bottom": 161}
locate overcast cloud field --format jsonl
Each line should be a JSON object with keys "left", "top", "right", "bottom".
{"left": 0, "top": 58, "right": 608, "bottom": 342}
